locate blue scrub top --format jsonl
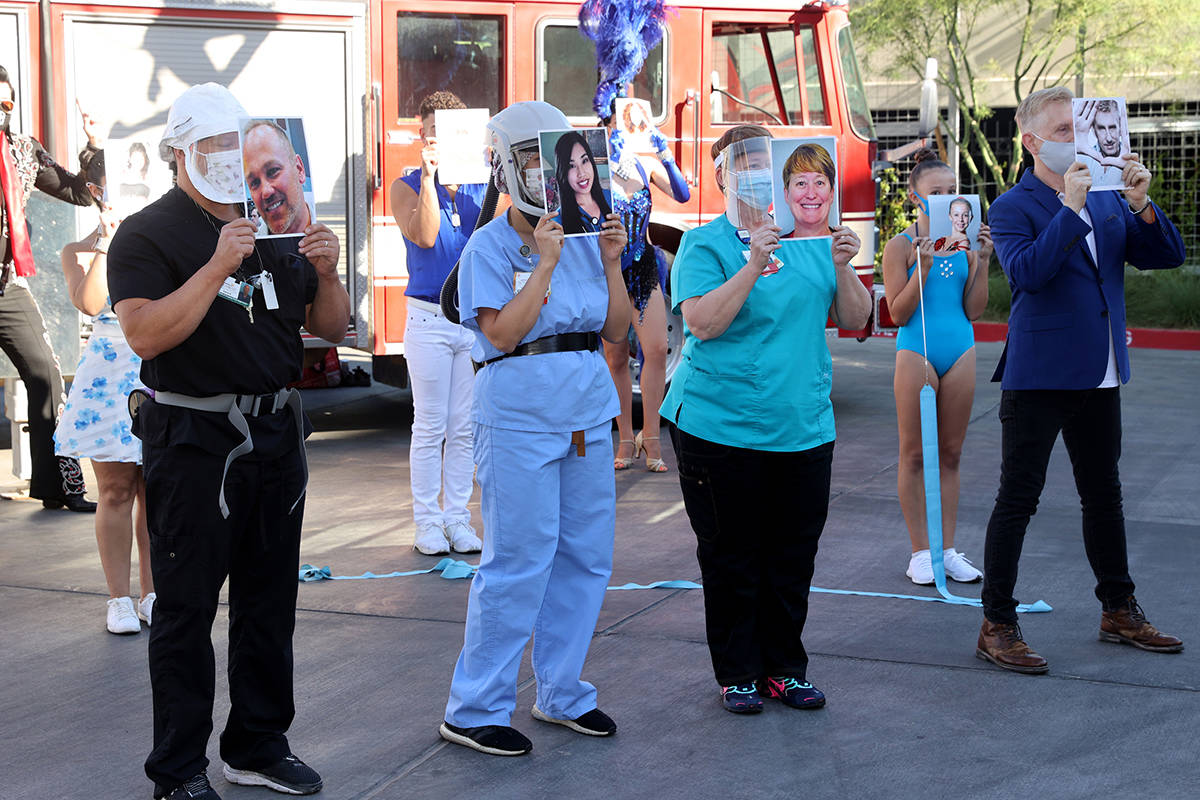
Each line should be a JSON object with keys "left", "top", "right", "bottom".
{"left": 458, "top": 216, "right": 619, "bottom": 433}
{"left": 660, "top": 214, "right": 838, "bottom": 452}
{"left": 400, "top": 170, "right": 487, "bottom": 301}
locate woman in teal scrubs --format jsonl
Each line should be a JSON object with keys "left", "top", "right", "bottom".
{"left": 661, "top": 127, "right": 872, "bottom": 714}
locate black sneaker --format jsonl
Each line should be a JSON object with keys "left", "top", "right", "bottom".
{"left": 439, "top": 722, "right": 533, "bottom": 756}
{"left": 159, "top": 774, "right": 221, "bottom": 799}
{"left": 720, "top": 683, "right": 764, "bottom": 714}
{"left": 223, "top": 754, "right": 322, "bottom": 795}
{"left": 531, "top": 706, "right": 617, "bottom": 736}
{"left": 757, "top": 676, "right": 826, "bottom": 709}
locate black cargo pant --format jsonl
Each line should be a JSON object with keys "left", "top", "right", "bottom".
{"left": 0, "top": 282, "right": 86, "bottom": 499}
{"left": 670, "top": 425, "right": 834, "bottom": 686}
{"left": 142, "top": 439, "right": 305, "bottom": 794}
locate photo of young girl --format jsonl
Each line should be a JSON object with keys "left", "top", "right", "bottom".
{"left": 537, "top": 127, "right": 612, "bottom": 236}
{"left": 928, "top": 194, "right": 982, "bottom": 253}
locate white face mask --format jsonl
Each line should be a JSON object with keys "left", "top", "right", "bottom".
{"left": 523, "top": 167, "right": 546, "bottom": 208}
{"left": 724, "top": 168, "right": 773, "bottom": 229}
{"left": 1030, "top": 132, "right": 1076, "bottom": 176}
{"left": 188, "top": 144, "right": 245, "bottom": 204}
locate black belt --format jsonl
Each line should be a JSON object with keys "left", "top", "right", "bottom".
{"left": 482, "top": 332, "right": 600, "bottom": 367}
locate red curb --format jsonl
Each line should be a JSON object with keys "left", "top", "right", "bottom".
{"left": 971, "top": 322, "right": 1200, "bottom": 351}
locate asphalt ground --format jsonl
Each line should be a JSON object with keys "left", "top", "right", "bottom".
{"left": 2, "top": 340, "right": 1197, "bottom": 799}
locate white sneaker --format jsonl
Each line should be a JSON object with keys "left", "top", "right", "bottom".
{"left": 138, "top": 593, "right": 156, "bottom": 626}
{"left": 943, "top": 549, "right": 983, "bottom": 583}
{"left": 445, "top": 521, "right": 482, "bottom": 554}
{"left": 906, "top": 550, "right": 934, "bottom": 585}
{"left": 106, "top": 596, "right": 141, "bottom": 634}
{"left": 413, "top": 523, "right": 451, "bottom": 555}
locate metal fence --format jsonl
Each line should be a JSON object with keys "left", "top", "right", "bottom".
{"left": 872, "top": 101, "right": 1200, "bottom": 263}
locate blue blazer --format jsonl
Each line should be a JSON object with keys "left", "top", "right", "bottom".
{"left": 989, "top": 169, "right": 1185, "bottom": 389}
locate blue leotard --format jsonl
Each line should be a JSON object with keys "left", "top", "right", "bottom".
{"left": 895, "top": 232, "right": 974, "bottom": 377}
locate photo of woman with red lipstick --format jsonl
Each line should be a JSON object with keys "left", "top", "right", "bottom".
{"left": 539, "top": 127, "right": 613, "bottom": 236}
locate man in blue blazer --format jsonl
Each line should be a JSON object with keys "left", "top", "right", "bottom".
{"left": 977, "top": 87, "right": 1186, "bottom": 674}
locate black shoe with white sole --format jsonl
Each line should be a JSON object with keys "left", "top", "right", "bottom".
{"left": 439, "top": 722, "right": 533, "bottom": 756}
{"left": 222, "top": 754, "right": 322, "bottom": 795}
{"left": 531, "top": 706, "right": 617, "bottom": 736}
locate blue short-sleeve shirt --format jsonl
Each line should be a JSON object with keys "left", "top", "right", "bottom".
{"left": 660, "top": 214, "right": 838, "bottom": 452}
{"left": 458, "top": 216, "right": 619, "bottom": 432}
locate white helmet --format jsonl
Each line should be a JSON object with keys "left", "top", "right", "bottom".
{"left": 488, "top": 101, "right": 570, "bottom": 218}
{"left": 158, "top": 83, "right": 247, "bottom": 204}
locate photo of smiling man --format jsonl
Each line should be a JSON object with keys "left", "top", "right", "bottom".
{"left": 1073, "top": 97, "right": 1131, "bottom": 191}
{"left": 771, "top": 137, "right": 839, "bottom": 240}
{"left": 240, "top": 117, "right": 316, "bottom": 237}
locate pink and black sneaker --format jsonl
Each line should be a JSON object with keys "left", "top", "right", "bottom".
{"left": 757, "top": 676, "right": 826, "bottom": 709}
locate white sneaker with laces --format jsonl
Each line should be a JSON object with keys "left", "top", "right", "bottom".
{"left": 413, "top": 523, "right": 451, "bottom": 555}
{"left": 445, "top": 521, "right": 482, "bottom": 554}
{"left": 106, "top": 596, "right": 141, "bottom": 634}
{"left": 138, "top": 593, "right": 156, "bottom": 626}
{"left": 943, "top": 548, "right": 983, "bottom": 582}
{"left": 906, "top": 550, "right": 934, "bottom": 585}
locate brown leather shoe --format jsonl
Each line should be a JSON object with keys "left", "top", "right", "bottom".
{"left": 1099, "top": 596, "right": 1184, "bottom": 653}
{"left": 976, "top": 619, "right": 1049, "bottom": 674}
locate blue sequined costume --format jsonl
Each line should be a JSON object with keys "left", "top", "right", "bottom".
{"left": 612, "top": 161, "right": 658, "bottom": 315}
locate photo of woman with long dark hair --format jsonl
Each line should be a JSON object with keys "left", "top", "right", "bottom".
{"left": 545, "top": 129, "right": 612, "bottom": 235}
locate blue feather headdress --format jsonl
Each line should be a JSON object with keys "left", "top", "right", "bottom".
{"left": 578, "top": 0, "right": 667, "bottom": 119}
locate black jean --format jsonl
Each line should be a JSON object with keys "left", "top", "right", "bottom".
{"left": 143, "top": 441, "right": 305, "bottom": 793}
{"left": 981, "top": 388, "right": 1135, "bottom": 624}
{"left": 670, "top": 425, "right": 833, "bottom": 686}
{"left": 0, "top": 282, "right": 85, "bottom": 498}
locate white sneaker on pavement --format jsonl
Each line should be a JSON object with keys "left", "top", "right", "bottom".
{"left": 445, "top": 521, "right": 482, "bottom": 554}
{"left": 138, "top": 593, "right": 156, "bottom": 626}
{"left": 106, "top": 596, "right": 141, "bottom": 634}
{"left": 413, "top": 523, "right": 451, "bottom": 555}
{"left": 943, "top": 548, "right": 983, "bottom": 582}
{"left": 906, "top": 550, "right": 934, "bottom": 586}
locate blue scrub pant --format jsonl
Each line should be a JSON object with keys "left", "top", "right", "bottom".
{"left": 444, "top": 421, "right": 614, "bottom": 727}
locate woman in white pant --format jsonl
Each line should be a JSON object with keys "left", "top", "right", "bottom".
{"left": 390, "top": 90, "right": 488, "bottom": 555}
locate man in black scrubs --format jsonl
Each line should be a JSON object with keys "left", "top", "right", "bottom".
{"left": 107, "top": 83, "right": 350, "bottom": 800}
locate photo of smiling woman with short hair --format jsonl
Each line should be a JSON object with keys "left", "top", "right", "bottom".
{"left": 771, "top": 138, "right": 839, "bottom": 240}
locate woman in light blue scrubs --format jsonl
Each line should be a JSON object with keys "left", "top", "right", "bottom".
{"left": 661, "top": 127, "right": 873, "bottom": 715}
{"left": 438, "top": 101, "right": 632, "bottom": 757}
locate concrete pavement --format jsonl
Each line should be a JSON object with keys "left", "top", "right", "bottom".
{"left": 1, "top": 340, "right": 1197, "bottom": 799}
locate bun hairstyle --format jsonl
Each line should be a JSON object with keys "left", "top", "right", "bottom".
{"left": 908, "top": 146, "right": 952, "bottom": 191}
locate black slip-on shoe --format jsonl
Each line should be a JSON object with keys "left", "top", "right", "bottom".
{"left": 439, "top": 722, "right": 532, "bottom": 756}
{"left": 223, "top": 754, "right": 322, "bottom": 795}
{"left": 531, "top": 706, "right": 617, "bottom": 736}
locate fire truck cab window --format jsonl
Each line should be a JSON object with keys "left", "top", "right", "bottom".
{"left": 540, "top": 21, "right": 665, "bottom": 121}
{"left": 837, "top": 25, "right": 876, "bottom": 140}
{"left": 712, "top": 23, "right": 801, "bottom": 126}
{"left": 798, "top": 26, "right": 826, "bottom": 126}
{"left": 396, "top": 13, "right": 503, "bottom": 118}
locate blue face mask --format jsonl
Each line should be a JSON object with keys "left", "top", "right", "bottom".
{"left": 911, "top": 191, "right": 930, "bottom": 216}
{"left": 735, "top": 168, "right": 773, "bottom": 210}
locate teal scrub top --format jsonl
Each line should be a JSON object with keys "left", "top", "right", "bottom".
{"left": 458, "top": 215, "right": 619, "bottom": 433}
{"left": 660, "top": 214, "right": 838, "bottom": 452}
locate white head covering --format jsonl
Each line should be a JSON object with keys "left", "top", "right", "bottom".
{"left": 158, "top": 83, "right": 247, "bottom": 204}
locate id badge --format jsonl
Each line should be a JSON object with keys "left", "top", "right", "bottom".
{"left": 217, "top": 276, "right": 255, "bottom": 308}
{"left": 513, "top": 270, "right": 550, "bottom": 304}
{"left": 743, "top": 249, "right": 783, "bottom": 276}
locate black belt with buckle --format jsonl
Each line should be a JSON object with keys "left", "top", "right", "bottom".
{"left": 481, "top": 331, "right": 600, "bottom": 367}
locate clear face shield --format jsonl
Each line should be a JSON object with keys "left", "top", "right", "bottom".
{"left": 717, "top": 136, "right": 773, "bottom": 230}
{"left": 185, "top": 131, "right": 244, "bottom": 204}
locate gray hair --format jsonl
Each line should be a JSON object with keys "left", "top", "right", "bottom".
{"left": 1015, "top": 87, "right": 1074, "bottom": 133}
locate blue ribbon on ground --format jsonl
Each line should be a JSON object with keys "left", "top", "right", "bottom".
{"left": 299, "top": 558, "right": 477, "bottom": 582}
{"left": 919, "top": 385, "right": 1051, "bottom": 614}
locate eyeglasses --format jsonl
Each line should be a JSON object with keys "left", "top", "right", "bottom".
{"left": 0, "top": 100, "right": 13, "bottom": 112}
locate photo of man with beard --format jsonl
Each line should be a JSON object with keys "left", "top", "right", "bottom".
{"left": 241, "top": 118, "right": 316, "bottom": 236}
{"left": 1073, "top": 97, "right": 1131, "bottom": 191}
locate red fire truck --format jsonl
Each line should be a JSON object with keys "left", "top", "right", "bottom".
{"left": 2, "top": 0, "right": 908, "bottom": 389}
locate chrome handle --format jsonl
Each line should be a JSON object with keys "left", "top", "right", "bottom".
{"left": 371, "top": 83, "right": 382, "bottom": 191}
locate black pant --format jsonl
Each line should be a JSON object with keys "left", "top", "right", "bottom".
{"left": 143, "top": 441, "right": 305, "bottom": 792}
{"left": 0, "top": 282, "right": 84, "bottom": 498}
{"left": 981, "top": 388, "right": 1135, "bottom": 624}
{"left": 670, "top": 425, "right": 833, "bottom": 685}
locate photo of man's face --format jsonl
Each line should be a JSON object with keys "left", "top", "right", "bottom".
{"left": 242, "top": 122, "right": 310, "bottom": 235}
{"left": 1093, "top": 103, "right": 1122, "bottom": 158}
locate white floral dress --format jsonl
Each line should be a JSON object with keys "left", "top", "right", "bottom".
{"left": 54, "top": 311, "right": 145, "bottom": 463}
